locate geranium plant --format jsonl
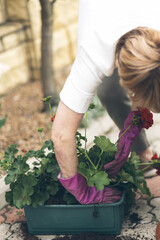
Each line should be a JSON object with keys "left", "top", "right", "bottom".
{"left": 0, "top": 97, "right": 159, "bottom": 212}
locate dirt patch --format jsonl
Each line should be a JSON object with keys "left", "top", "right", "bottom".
{"left": 20, "top": 222, "right": 117, "bottom": 240}
{"left": 0, "top": 81, "right": 54, "bottom": 176}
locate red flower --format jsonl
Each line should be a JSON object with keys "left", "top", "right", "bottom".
{"left": 151, "top": 153, "right": 159, "bottom": 160}
{"left": 132, "top": 107, "right": 153, "bottom": 129}
{"left": 21, "top": 148, "right": 27, "bottom": 153}
{"left": 137, "top": 107, "right": 153, "bottom": 129}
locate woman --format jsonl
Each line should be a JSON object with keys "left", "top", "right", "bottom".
{"left": 51, "top": 0, "right": 160, "bottom": 204}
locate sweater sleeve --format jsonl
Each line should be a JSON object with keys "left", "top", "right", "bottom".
{"left": 60, "top": 47, "right": 104, "bottom": 113}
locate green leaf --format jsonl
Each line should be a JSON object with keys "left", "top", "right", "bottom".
{"left": 5, "top": 191, "right": 13, "bottom": 206}
{"left": 41, "top": 140, "right": 54, "bottom": 151}
{"left": 88, "top": 171, "right": 110, "bottom": 191}
{"left": 46, "top": 152, "right": 55, "bottom": 159}
{"left": 41, "top": 157, "right": 50, "bottom": 166}
{"left": 119, "top": 169, "right": 134, "bottom": 183}
{"left": 46, "top": 182, "right": 59, "bottom": 196}
{"left": 101, "top": 151, "right": 116, "bottom": 165}
{"left": 5, "top": 174, "right": 16, "bottom": 184}
{"left": 0, "top": 115, "right": 7, "bottom": 128}
{"left": 13, "top": 184, "right": 32, "bottom": 208}
{"left": 130, "top": 152, "right": 141, "bottom": 166}
{"left": 32, "top": 161, "right": 40, "bottom": 166}
{"left": 38, "top": 127, "right": 44, "bottom": 133}
{"left": 11, "top": 175, "right": 37, "bottom": 208}
{"left": 50, "top": 165, "right": 60, "bottom": 181}
{"left": 136, "top": 181, "right": 151, "bottom": 195}
{"left": 41, "top": 96, "right": 52, "bottom": 103}
{"left": 76, "top": 132, "right": 86, "bottom": 147}
{"left": 78, "top": 162, "right": 95, "bottom": 181}
{"left": 4, "top": 144, "right": 18, "bottom": 163}
{"left": 94, "top": 136, "right": 117, "bottom": 152}
{"left": 31, "top": 191, "right": 50, "bottom": 207}
{"left": 13, "top": 155, "right": 29, "bottom": 174}
{"left": 88, "top": 145, "right": 101, "bottom": 164}
{"left": 88, "top": 103, "right": 95, "bottom": 110}
{"left": 63, "top": 191, "right": 78, "bottom": 205}
{"left": 26, "top": 150, "right": 44, "bottom": 158}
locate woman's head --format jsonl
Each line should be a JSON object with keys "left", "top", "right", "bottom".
{"left": 115, "top": 27, "right": 160, "bottom": 112}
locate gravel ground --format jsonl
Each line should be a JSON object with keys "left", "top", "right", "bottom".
{"left": 0, "top": 81, "right": 54, "bottom": 176}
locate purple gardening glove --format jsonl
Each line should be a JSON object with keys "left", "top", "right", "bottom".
{"left": 58, "top": 172, "right": 122, "bottom": 204}
{"left": 104, "top": 111, "right": 141, "bottom": 177}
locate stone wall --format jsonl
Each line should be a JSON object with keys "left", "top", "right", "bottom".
{"left": 28, "top": 0, "right": 78, "bottom": 91}
{"left": 0, "top": 0, "right": 78, "bottom": 95}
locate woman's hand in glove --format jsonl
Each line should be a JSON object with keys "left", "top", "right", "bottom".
{"left": 58, "top": 172, "right": 122, "bottom": 204}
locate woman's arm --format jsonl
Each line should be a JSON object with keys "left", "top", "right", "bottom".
{"left": 51, "top": 100, "right": 84, "bottom": 178}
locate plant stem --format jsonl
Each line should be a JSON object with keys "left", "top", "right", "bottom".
{"left": 77, "top": 109, "right": 96, "bottom": 170}
{"left": 48, "top": 103, "right": 54, "bottom": 118}
{"left": 96, "top": 149, "right": 103, "bottom": 169}
{"left": 115, "top": 123, "right": 132, "bottom": 145}
{"left": 85, "top": 152, "right": 97, "bottom": 170}
{"left": 137, "top": 162, "right": 154, "bottom": 172}
{"left": 110, "top": 178, "right": 122, "bottom": 187}
{"left": 141, "top": 165, "right": 152, "bottom": 172}
{"left": 84, "top": 112, "right": 87, "bottom": 153}
{"left": 77, "top": 146, "right": 96, "bottom": 170}
{"left": 137, "top": 162, "right": 153, "bottom": 166}
{"left": 40, "top": 133, "right": 44, "bottom": 146}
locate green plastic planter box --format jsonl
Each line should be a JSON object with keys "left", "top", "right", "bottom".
{"left": 24, "top": 193, "right": 125, "bottom": 235}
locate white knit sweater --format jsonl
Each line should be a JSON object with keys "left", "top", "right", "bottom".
{"left": 60, "top": 0, "right": 160, "bottom": 113}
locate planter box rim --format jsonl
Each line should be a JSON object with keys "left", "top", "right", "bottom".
{"left": 24, "top": 192, "right": 125, "bottom": 209}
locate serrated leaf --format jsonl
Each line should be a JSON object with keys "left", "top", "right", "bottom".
{"left": 46, "top": 182, "right": 59, "bottom": 196}
{"left": 11, "top": 175, "right": 37, "bottom": 208}
{"left": 130, "top": 152, "right": 141, "bottom": 164}
{"left": 26, "top": 150, "right": 44, "bottom": 159}
{"left": 12, "top": 155, "right": 29, "bottom": 174}
{"left": 136, "top": 181, "right": 151, "bottom": 195}
{"left": 31, "top": 191, "right": 50, "bottom": 207}
{"left": 78, "top": 162, "right": 95, "bottom": 181}
{"left": 94, "top": 136, "right": 117, "bottom": 152}
{"left": 5, "top": 174, "right": 16, "bottom": 184}
{"left": 119, "top": 169, "right": 134, "bottom": 183}
{"left": 87, "top": 171, "right": 110, "bottom": 191}
{"left": 13, "top": 184, "right": 31, "bottom": 208}
{"left": 135, "top": 175, "right": 145, "bottom": 183}
{"left": 4, "top": 144, "right": 18, "bottom": 163}
{"left": 42, "top": 157, "right": 50, "bottom": 165}
{"left": 46, "top": 152, "right": 55, "bottom": 159}
{"left": 50, "top": 165, "right": 60, "bottom": 180}
{"left": 88, "top": 145, "right": 101, "bottom": 164}
{"left": 5, "top": 191, "right": 13, "bottom": 206}
{"left": 42, "top": 140, "right": 54, "bottom": 151}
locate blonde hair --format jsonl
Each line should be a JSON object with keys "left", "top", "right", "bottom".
{"left": 115, "top": 27, "right": 160, "bottom": 112}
